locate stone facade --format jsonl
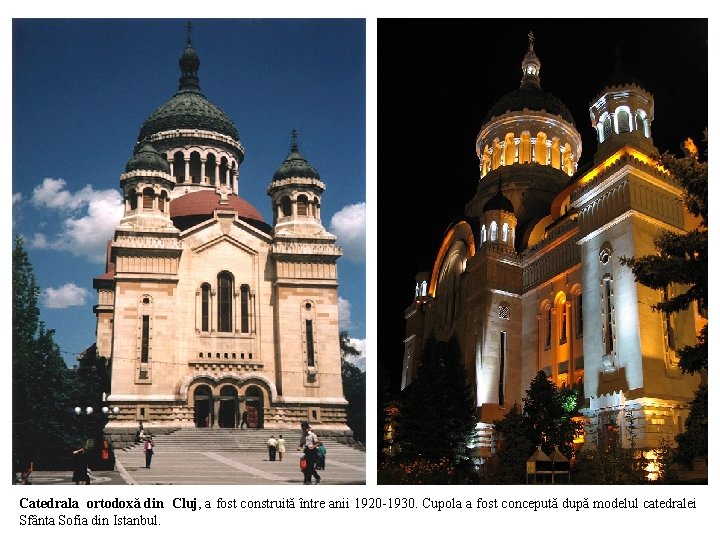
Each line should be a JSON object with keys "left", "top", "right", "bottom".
{"left": 95, "top": 35, "right": 349, "bottom": 437}
{"left": 402, "top": 35, "right": 702, "bottom": 454}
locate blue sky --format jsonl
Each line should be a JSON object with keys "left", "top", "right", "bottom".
{"left": 12, "top": 19, "right": 367, "bottom": 369}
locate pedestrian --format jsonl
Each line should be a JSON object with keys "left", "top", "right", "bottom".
{"left": 72, "top": 447, "right": 90, "bottom": 485}
{"left": 267, "top": 434, "right": 278, "bottom": 461}
{"left": 316, "top": 441, "right": 327, "bottom": 470}
{"left": 297, "top": 421, "right": 321, "bottom": 484}
{"left": 144, "top": 436, "right": 155, "bottom": 468}
{"left": 135, "top": 422, "right": 145, "bottom": 442}
{"left": 20, "top": 461, "right": 33, "bottom": 485}
{"left": 240, "top": 409, "right": 249, "bottom": 429}
{"left": 277, "top": 435, "right": 286, "bottom": 461}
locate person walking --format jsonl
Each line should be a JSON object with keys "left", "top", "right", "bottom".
{"left": 144, "top": 436, "right": 155, "bottom": 468}
{"left": 276, "top": 435, "right": 286, "bottom": 461}
{"left": 240, "top": 409, "right": 249, "bottom": 429}
{"left": 267, "top": 435, "right": 278, "bottom": 461}
{"left": 72, "top": 447, "right": 90, "bottom": 485}
{"left": 297, "top": 421, "right": 321, "bottom": 484}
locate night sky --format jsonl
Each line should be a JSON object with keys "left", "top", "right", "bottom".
{"left": 377, "top": 19, "right": 708, "bottom": 395}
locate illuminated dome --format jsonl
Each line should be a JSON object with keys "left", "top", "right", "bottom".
{"left": 484, "top": 85, "right": 575, "bottom": 127}
{"left": 476, "top": 32, "right": 582, "bottom": 179}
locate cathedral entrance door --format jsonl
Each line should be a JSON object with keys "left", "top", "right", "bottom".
{"left": 194, "top": 385, "right": 213, "bottom": 427}
{"left": 244, "top": 386, "right": 264, "bottom": 428}
{"left": 218, "top": 386, "right": 239, "bottom": 428}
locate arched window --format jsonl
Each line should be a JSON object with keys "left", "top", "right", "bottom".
{"left": 617, "top": 109, "right": 630, "bottom": 133}
{"left": 241, "top": 285, "right": 250, "bottom": 333}
{"left": 218, "top": 272, "right": 234, "bottom": 332}
{"left": 201, "top": 283, "right": 211, "bottom": 332}
{"left": 536, "top": 132, "right": 548, "bottom": 165}
{"left": 206, "top": 153, "right": 217, "bottom": 183}
{"left": 143, "top": 188, "right": 154, "bottom": 210}
{"left": 173, "top": 152, "right": 185, "bottom": 183}
{"left": 281, "top": 196, "right": 292, "bottom": 217}
{"left": 297, "top": 195, "right": 308, "bottom": 217}
{"left": 602, "top": 275, "right": 614, "bottom": 355}
{"left": 556, "top": 293, "right": 568, "bottom": 344}
{"left": 575, "top": 291, "right": 583, "bottom": 337}
{"left": 490, "top": 221, "right": 498, "bottom": 241}
{"left": 128, "top": 188, "right": 138, "bottom": 211}
{"left": 159, "top": 190, "right": 167, "bottom": 212}
{"left": 502, "top": 222, "right": 509, "bottom": 242}
{"left": 636, "top": 110, "right": 649, "bottom": 137}
{"left": 545, "top": 304, "right": 552, "bottom": 349}
{"left": 603, "top": 116, "right": 612, "bottom": 140}
{"left": 190, "top": 151, "right": 202, "bottom": 183}
{"left": 481, "top": 224, "right": 486, "bottom": 244}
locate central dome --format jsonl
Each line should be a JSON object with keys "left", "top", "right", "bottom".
{"left": 483, "top": 84, "right": 575, "bottom": 126}
{"left": 139, "top": 92, "right": 239, "bottom": 142}
{"left": 483, "top": 32, "right": 574, "bottom": 126}
{"left": 137, "top": 37, "right": 239, "bottom": 142}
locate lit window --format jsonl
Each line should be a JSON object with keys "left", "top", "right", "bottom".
{"left": 499, "top": 303, "right": 510, "bottom": 320}
{"left": 545, "top": 306, "right": 552, "bottom": 349}
{"left": 602, "top": 276, "right": 614, "bottom": 354}
{"left": 490, "top": 221, "right": 498, "bottom": 241}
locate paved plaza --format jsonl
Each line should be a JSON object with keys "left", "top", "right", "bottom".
{"left": 25, "top": 429, "right": 366, "bottom": 485}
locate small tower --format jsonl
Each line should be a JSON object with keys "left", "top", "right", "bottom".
{"left": 480, "top": 176, "right": 517, "bottom": 251}
{"left": 589, "top": 48, "right": 657, "bottom": 163}
{"left": 118, "top": 143, "right": 177, "bottom": 230}
{"left": 268, "top": 130, "right": 327, "bottom": 235}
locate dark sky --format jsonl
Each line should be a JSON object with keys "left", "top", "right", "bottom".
{"left": 377, "top": 19, "right": 708, "bottom": 395}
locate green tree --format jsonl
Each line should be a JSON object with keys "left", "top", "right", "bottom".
{"left": 67, "top": 345, "right": 114, "bottom": 468}
{"left": 522, "top": 371, "right": 580, "bottom": 458}
{"left": 673, "top": 383, "right": 708, "bottom": 469}
{"left": 620, "top": 136, "right": 708, "bottom": 468}
{"left": 494, "top": 404, "right": 533, "bottom": 483}
{"left": 397, "top": 335, "right": 476, "bottom": 464}
{"left": 340, "top": 331, "right": 365, "bottom": 445}
{"left": 12, "top": 236, "right": 76, "bottom": 472}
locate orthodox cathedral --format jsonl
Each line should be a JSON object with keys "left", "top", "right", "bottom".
{"left": 401, "top": 33, "right": 703, "bottom": 455}
{"left": 94, "top": 31, "right": 349, "bottom": 438}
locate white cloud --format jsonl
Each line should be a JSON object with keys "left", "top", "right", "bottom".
{"left": 344, "top": 337, "right": 366, "bottom": 372}
{"left": 338, "top": 296, "right": 352, "bottom": 330}
{"left": 330, "top": 202, "right": 365, "bottom": 263}
{"left": 30, "top": 178, "right": 123, "bottom": 263}
{"left": 12, "top": 192, "right": 22, "bottom": 205}
{"left": 42, "top": 283, "right": 90, "bottom": 309}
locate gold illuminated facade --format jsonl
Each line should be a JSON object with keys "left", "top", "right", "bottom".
{"left": 402, "top": 34, "right": 702, "bottom": 454}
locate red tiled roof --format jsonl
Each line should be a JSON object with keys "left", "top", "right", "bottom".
{"left": 170, "top": 190, "right": 265, "bottom": 223}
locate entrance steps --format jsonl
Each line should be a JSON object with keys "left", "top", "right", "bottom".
{"left": 125, "top": 427, "right": 357, "bottom": 454}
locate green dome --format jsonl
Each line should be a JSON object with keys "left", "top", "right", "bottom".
{"left": 137, "top": 37, "right": 239, "bottom": 142}
{"left": 272, "top": 130, "right": 320, "bottom": 181}
{"left": 125, "top": 143, "right": 170, "bottom": 173}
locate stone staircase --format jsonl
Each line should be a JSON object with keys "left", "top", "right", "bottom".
{"left": 123, "top": 427, "right": 357, "bottom": 454}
